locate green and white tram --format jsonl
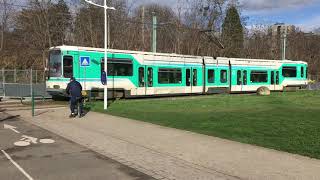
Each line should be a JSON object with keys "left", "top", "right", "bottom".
{"left": 47, "top": 46, "right": 308, "bottom": 98}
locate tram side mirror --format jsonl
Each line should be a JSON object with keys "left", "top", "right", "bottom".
{"left": 101, "top": 71, "right": 107, "bottom": 85}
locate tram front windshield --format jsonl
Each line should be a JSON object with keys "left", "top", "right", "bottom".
{"left": 49, "top": 50, "right": 62, "bottom": 78}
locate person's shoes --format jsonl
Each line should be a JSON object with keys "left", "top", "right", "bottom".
{"left": 69, "top": 113, "right": 76, "bottom": 118}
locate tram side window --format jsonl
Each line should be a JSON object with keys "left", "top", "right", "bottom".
{"left": 237, "top": 70, "right": 241, "bottom": 85}
{"left": 101, "top": 58, "right": 133, "bottom": 76}
{"left": 250, "top": 71, "right": 268, "bottom": 83}
{"left": 208, "top": 69, "right": 215, "bottom": 83}
{"left": 158, "top": 68, "right": 182, "bottom": 84}
{"left": 63, "top": 56, "right": 73, "bottom": 78}
{"left": 276, "top": 71, "right": 280, "bottom": 85}
{"left": 139, "top": 67, "right": 145, "bottom": 87}
{"left": 220, "top": 70, "right": 227, "bottom": 83}
{"left": 301, "top": 67, "right": 304, "bottom": 78}
{"left": 306, "top": 67, "right": 308, "bottom": 78}
{"left": 282, "top": 66, "right": 297, "bottom": 77}
{"left": 49, "top": 50, "right": 62, "bottom": 78}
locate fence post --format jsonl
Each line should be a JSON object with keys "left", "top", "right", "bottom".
{"left": 2, "top": 68, "right": 5, "bottom": 97}
{"left": 32, "top": 90, "right": 35, "bottom": 117}
{"left": 14, "top": 69, "right": 17, "bottom": 83}
{"left": 30, "top": 68, "right": 33, "bottom": 98}
{"left": 35, "top": 70, "right": 38, "bottom": 84}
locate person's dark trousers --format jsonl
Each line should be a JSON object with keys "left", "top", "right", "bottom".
{"left": 76, "top": 97, "right": 84, "bottom": 115}
{"left": 70, "top": 97, "right": 78, "bottom": 115}
{"left": 70, "top": 96, "right": 84, "bottom": 115}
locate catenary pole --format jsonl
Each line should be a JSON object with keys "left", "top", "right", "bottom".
{"left": 152, "top": 13, "right": 157, "bottom": 53}
{"left": 282, "top": 26, "right": 287, "bottom": 60}
{"left": 142, "top": 6, "right": 145, "bottom": 51}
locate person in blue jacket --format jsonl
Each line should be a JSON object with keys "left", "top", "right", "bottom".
{"left": 66, "top": 77, "right": 84, "bottom": 118}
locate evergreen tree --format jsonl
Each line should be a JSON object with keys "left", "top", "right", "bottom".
{"left": 221, "top": 5, "right": 244, "bottom": 57}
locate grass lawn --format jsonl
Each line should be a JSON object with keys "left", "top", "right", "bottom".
{"left": 87, "top": 90, "right": 320, "bottom": 159}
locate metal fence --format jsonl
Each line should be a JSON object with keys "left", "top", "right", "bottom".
{"left": 309, "top": 74, "right": 320, "bottom": 82}
{"left": 307, "top": 74, "right": 320, "bottom": 90}
{"left": 0, "top": 69, "right": 50, "bottom": 98}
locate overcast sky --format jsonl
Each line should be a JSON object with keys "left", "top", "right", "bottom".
{"left": 133, "top": 0, "right": 320, "bottom": 31}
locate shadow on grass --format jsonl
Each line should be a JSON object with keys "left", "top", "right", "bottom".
{"left": 84, "top": 99, "right": 119, "bottom": 114}
{"left": 83, "top": 105, "right": 91, "bottom": 116}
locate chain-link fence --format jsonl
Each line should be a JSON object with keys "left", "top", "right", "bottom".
{"left": 0, "top": 69, "right": 50, "bottom": 98}
{"left": 307, "top": 74, "right": 320, "bottom": 90}
{"left": 309, "top": 74, "right": 320, "bottom": 82}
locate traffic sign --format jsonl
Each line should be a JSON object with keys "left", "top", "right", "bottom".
{"left": 80, "top": 56, "right": 90, "bottom": 67}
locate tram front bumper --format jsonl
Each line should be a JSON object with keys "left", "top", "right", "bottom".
{"left": 46, "top": 88, "right": 68, "bottom": 98}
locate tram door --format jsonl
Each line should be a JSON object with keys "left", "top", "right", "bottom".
{"left": 271, "top": 70, "right": 280, "bottom": 91}
{"left": 236, "top": 70, "right": 248, "bottom": 92}
{"left": 271, "top": 71, "right": 275, "bottom": 91}
{"left": 137, "top": 66, "right": 145, "bottom": 95}
{"left": 137, "top": 66, "right": 154, "bottom": 95}
{"left": 145, "top": 66, "right": 154, "bottom": 95}
{"left": 192, "top": 68, "right": 198, "bottom": 93}
{"left": 241, "top": 70, "right": 248, "bottom": 91}
{"left": 185, "top": 68, "right": 192, "bottom": 93}
{"left": 275, "top": 71, "right": 280, "bottom": 90}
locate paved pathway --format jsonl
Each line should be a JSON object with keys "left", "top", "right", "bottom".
{"left": 0, "top": 112, "right": 154, "bottom": 180}
{"left": 10, "top": 108, "right": 320, "bottom": 180}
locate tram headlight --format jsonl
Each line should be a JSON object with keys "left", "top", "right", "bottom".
{"left": 53, "top": 85, "right": 60, "bottom": 89}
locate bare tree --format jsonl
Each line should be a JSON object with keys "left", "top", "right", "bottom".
{"left": 0, "top": 0, "right": 319, "bottom": 78}
{"left": 0, "top": 0, "right": 12, "bottom": 51}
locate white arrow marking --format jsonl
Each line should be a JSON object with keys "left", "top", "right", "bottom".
{"left": 4, "top": 124, "right": 20, "bottom": 134}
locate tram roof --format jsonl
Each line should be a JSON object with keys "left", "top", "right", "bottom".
{"left": 50, "top": 45, "right": 307, "bottom": 66}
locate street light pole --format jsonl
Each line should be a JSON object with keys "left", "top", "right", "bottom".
{"left": 84, "top": 0, "right": 115, "bottom": 110}
{"left": 104, "top": 0, "right": 108, "bottom": 110}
